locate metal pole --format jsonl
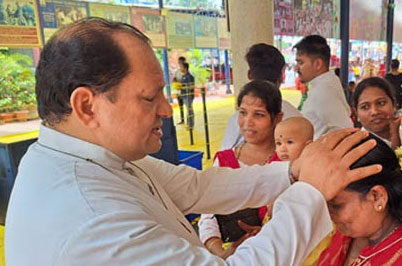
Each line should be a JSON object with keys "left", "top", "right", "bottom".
{"left": 158, "top": 0, "right": 172, "bottom": 103}
{"left": 224, "top": 50, "right": 232, "bottom": 94}
{"left": 162, "top": 49, "right": 172, "bottom": 103}
{"left": 340, "top": 0, "right": 350, "bottom": 89}
{"left": 217, "top": 49, "right": 221, "bottom": 84}
{"left": 201, "top": 86, "right": 211, "bottom": 159}
{"left": 386, "top": 0, "right": 395, "bottom": 73}
{"left": 186, "top": 85, "right": 194, "bottom": 145}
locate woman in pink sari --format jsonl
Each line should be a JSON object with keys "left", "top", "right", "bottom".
{"left": 198, "top": 80, "right": 283, "bottom": 259}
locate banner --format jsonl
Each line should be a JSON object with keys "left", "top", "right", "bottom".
{"left": 0, "top": 0, "right": 42, "bottom": 47}
{"left": 217, "top": 17, "right": 230, "bottom": 49}
{"left": 331, "top": 0, "right": 340, "bottom": 39}
{"left": 194, "top": 15, "right": 217, "bottom": 48}
{"left": 165, "top": 11, "right": 194, "bottom": 49}
{"left": 130, "top": 7, "right": 166, "bottom": 48}
{"left": 274, "top": 0, "right": 294, "bottom": 36}
{"left": 89, "top": 3, "right": 130, "bottom": 24}
{"left": 294, "top": 0, "right": 333, "bottom": 38}
{"left": 350, "top": 0, "right": 386, "bottom": 41}
{"left": 394, "top": 0, "right": 402, "bottom": 43}
{"left": 38, "top": 0, "right": 88, "bottom": 43}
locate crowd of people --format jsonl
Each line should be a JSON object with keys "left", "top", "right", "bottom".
{"left": 4, "top": 17, "right": 402, "bottom": 265}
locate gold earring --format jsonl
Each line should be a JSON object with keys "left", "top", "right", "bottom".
{"left": 377, "top": 205, "right": 383, "bottom": 211}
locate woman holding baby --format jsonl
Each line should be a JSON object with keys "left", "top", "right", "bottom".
{"left": 198, "top": 80, "right": 315, "bottom": 260}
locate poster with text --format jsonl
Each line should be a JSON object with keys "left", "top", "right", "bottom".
{"left": 89, "top": 3, "right": 130, "bottom": 24}
{"left": 130, "top": 7, "right": 166, "bottom": 48}
{"left": 217, "top": 17, "right": 230, "bottom": 49}
{"left": 0, "top": 0, "right": 42, "bottom": 47}
{"left": 274, "top": 0, "right": 294, "bottom": 36}
{"left": 38, "top": 0, "right": 88, "bottom": 43}
{"left": 393, "top": 0, "right": 402, "bottom": 43}
{"left": 194, "top": 15, "right": 217, "bottom": 48}
{"left": 350, "top": 0, "right": 386, "bottom": 41}
{"left": 294, "top": 0, "right": 333, "bottom": 38}
{"left": 165, "top": 11, "right": 194, "bottom": 49}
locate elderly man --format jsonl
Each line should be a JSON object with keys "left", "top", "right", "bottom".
{"left": 5, "top": 18, "right": 380, "bottom": 265}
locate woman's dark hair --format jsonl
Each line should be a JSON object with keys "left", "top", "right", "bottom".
{"left": 347, "top": 133, "right": 402, "bottom": 223}
{"left": 352, "top": 77, "right": 396, "bottom": 108}
{"left": 237, "top": 80, "right": 282, "bottom": 119}
{"left": 36, "top": 17, "right": 150, "bottom": 126}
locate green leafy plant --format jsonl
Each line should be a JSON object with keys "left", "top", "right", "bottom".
{"left": 0, "top": 52, "right": 36, "bottom": 113}
{"left": 184, "top": 49, "right": 211, "bottom": 88}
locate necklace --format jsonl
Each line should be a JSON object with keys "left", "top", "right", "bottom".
{"left": 368, "top": 221, "right": 400, "bottom": 246}
{"left": 236, "top": 143, "right": 275, "bottom": 165}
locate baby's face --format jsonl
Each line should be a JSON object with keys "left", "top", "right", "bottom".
{"left": 274, "top": 126, "right": 309, "bottom": 162}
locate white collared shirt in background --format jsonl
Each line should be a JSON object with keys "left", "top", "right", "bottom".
{"left": 302, "top": 71, "right": 353, "bottom": 139}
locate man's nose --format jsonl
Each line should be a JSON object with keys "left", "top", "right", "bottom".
{"left": 158, "top": 94, "right": 173, "bottom": 118}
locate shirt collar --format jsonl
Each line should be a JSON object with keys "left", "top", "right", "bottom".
{"left": 309, "top": 71, "right": 334, "bottom": 91}
{"left": 361, "top": 127, "right": 393, "bottom": 148}
{"left": 38, "top": 124, "right": 126, "bottom": 169}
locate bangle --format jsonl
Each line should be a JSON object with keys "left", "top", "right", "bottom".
{"left": 205, "top": 238, "right": 222, "bottom": 250}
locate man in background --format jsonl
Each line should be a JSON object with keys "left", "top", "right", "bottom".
{"left": 384, "top": 59, "right": 402, "bottom": 108}
{"left": 294, "top": 35, "right": 353, "bottom": 139}
{"left": 173, "top": 56, "right": 186, "bottom": 124}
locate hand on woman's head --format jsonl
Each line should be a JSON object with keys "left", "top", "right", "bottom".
{"left": 294, "top": 129, "right": 382, "bottom": 201}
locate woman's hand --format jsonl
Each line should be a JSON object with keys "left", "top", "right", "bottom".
{"left": 388, "top": 114, "right": 401, "bottom": 149}
{"left": 221, "top": 221, "right": 262, "bottom": 259}
{"left": 205, "top": 221, "right": 262, "bottom": 259}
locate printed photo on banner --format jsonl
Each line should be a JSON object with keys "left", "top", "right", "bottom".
{"left": 130, "top": 8, "right": 166, "bottom": 48}
{"left": 38, "top": 0, "right": 88, "bottom": 42}
{"left": 166, "top": 11, "right": 194, "bottom": 48}
{"left": 350, "top": 0, "right": 386, "bottom": 41}
{"left": 0, "top": 0, "right": 36, "bottom": 26}
{"left": 293, "top": 0, "right": 333, "bottom": 38}
{"left": 89, "top": 3, "right": 130, "bottom": 24}
{"left": 194, "top": 16, "right": 217, "bottom": 48}
{"left": 274, "top": 0, "right": 294, "bottom": 36}
{"left": 0, "top": 0, "right": 42, "bottom": 47}
{"left": 143, "top": 14, "right": 162, "bottom": 33}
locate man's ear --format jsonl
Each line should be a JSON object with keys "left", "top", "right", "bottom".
{"left": 313, "top": 58, "right": 324, "bottom": 72}
{"left": 247, "top": 70, "right": 253, "bottom": 80}
{"left": 70, "top": 87, "right": 99, "bottom": 128}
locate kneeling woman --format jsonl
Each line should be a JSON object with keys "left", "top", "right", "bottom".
{"left": 318, "top": 134, "right": 402, "bottom": 266}
{"left": 198, "top": 80, "right": 283, "bottom": 259}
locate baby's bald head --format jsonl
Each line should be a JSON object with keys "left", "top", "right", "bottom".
{"left": 275, "top": 117, "right": 314, "bottom": 141}
{"left": 274, "top": 117, "right": 314, "bottom": 161}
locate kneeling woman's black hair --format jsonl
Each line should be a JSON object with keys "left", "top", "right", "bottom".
{"left": 348, "top": 133, "right": 402, "bottom": 223}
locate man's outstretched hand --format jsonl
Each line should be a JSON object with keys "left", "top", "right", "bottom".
{"left": 292, "top": 129, "right": 382, "bottom": 201}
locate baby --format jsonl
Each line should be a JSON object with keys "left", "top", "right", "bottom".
{"left": 274, "top": 117, "right": 314, "bottom": 162}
